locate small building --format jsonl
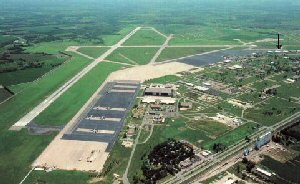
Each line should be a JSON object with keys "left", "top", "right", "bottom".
{"left": 179, "top": 102, "right": 193, "bottom": 109}
{"left": 255, "top": 132, "right": 272, "bottom": 150}
{"left": 144, "top": 88, "right": 173, "bottom": 97}
{"left": 150, "top": 104, "right": 162, "bottom": 110}
{"left": 194, "top": 86, "right": 209, "bottom": 92}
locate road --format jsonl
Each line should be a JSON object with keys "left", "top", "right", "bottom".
{"left": 162, "top": 111, "right": 300, "bottom": 184}
{"left": 10, "top": 27, "right": 141, "bottom": 131}
{"left": 122, "top": 115, "right": 148, "bottom": 184}
{"left": 149, "top": 34, "right": 173, "bottom": 64}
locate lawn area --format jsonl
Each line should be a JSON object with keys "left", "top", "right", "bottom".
{"left": 156, "top": 47, "right": 225, "bottom": 62}
{"left": 0, "top": 54, "right": 91, "bottom": 130}
{"left": 186, "top": 120, "right": 232, "bottom": 138}
{"left": 0, "top": 129, "right": 56, "bottom": 184}
{"left": 106, "top": 47, "right": 158, "bottom": 65}
{"left": 144, "top": 75, "right": 180, "bottom": 84}
{"left": 34, "top": 62, "right": 123, "bottom": 125}
{"left": 217, "top": 101, "right": 243, "bottom": 117}
{"left": 77, "top": 47, "right": 110, "bottom": 58}
{"left": 23, "top": 170, "right": 90, "bottom": 184}
{"left": 123, "top": 29, "right": 166, "bottom": 46}
{"left": 202, "top": 122, "right": 258, "bottom": 150}
{"left": 244, "top": 97, "right": 300, "bottom": 126}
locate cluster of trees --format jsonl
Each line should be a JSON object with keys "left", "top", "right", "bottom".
{"left": 138, "top": 139, "right": 194, "bottom": 184}
{"left": 273, "top": 121, "right": 300, "bottom": 146}
{"left": 212, "top": 143, "right": 227, "bottom": 153}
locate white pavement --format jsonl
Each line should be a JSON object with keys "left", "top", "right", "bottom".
{"left": 10, "top": 27, "right": 141, "bottom": 131}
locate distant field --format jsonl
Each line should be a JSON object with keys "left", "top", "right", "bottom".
{"left": 202, "top": 122, "right": 258, "bottom": 150}
{"left": 169, "top": 27, "right": 275, "bottom": 45}
{"left": 25, "top": 40, "right": 97, "bottom": 54}
{"left": 123, "top": 29, "right": 166, "bottom": 46}
{"left": 77, "top": 47, "right": 110, "bottom": 58}
{"left": 34, "top": 62, "right": 123, "bottom": 125}
{"left": 156, "top": 47, "right": 225, "bottom": 62}
{"left": 106, "top": 47, "right": 158, "bottom": 65}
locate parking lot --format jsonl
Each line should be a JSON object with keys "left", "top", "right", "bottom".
{"left": 62, "top": 80, "right": 140, "bottom": 151}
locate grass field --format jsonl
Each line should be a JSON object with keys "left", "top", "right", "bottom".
{"left": 34, "top": 62, "right": 123, "bottom": 125}
{"left": 106, "top": 47, "right": 158, "bottom": 65}
{"left": 244, "top": 97, "right": 300, "bottom": 126}
{"left": 0, "top": 129, "right": 56, "bottom": 184}
{"left": 123, "top": 29, "right": 166, "bottom": 46}
{"left": 144, "top": 75, "right": 180, "bottom": 84}
{"left": 202, "top": 122, "right": 258, "bottom": 150}
{"left": 156, "top": 47, "right": 225, "bottom": 62}
{"left": 77, "top": 47, "right": 110, "bottom": 58}
{"left": 8, "top": 82, "right": 33, "bottom": 94}
{"left": 187, "top": 120, "right": 232, "bottom": 138}
{"left": 23, "top": 170, "right": 90, "bottom": 184}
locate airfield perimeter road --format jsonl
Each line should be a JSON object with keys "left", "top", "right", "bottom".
{"left": 162, "top": 111, "right": 300, "bottom": 184}
{"left": 10, "top": 27, "right": 142, "bottom": 131}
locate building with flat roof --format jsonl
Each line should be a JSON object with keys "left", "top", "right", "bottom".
{"left": 144, "top": 88, "right": 173, "bottom": 97}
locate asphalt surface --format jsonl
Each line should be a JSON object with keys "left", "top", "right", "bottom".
{"left": 62, "top": 81, "right": 140, "bottom": 152}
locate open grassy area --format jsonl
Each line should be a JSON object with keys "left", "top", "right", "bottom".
{"left": 202, "top": 122, "right": 258, "bottom": 150}
{"left": 244, "top": 97, "right": 300, "bottom": 126}
{"left": 23, "top": 170, "right": 90, "bottom": 184}
{"left": 187, "top": 120, "right": 232, "bottom": 138}
{"left": 77, "top": 47, "right": 110, "bottom": 58}
{"left": 123, "top": 29, "right": 166, "bottom": 46}
{"left": 0, "top": 129, "right": 56, "bottom": 184}
{"left": 106, "top": 47, "right": 158, "bottom": 65}
{"left": 156, "top": 47, "right": 225, "bottom": 62}
{"left": 34, "top": 62, "right": 123, "bottom": 125}
{"left": 144, "top": 75, "right": 180, "bottom": 84}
